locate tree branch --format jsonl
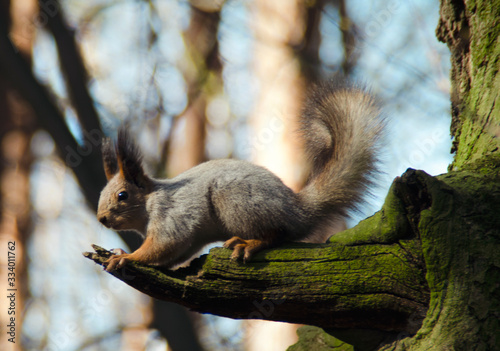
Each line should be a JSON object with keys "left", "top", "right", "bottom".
{"left": 42, "top": 0, "right": 102, "bottom": 134}
{"left": 84, "top": 240, "right": 427, "bottom": 332}
{"left": 0, "top": 30, "right": 105, "bottom": 208}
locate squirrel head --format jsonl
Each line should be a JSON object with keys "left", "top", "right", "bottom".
{"left": 97, "top": 128, "right": 152, "bottom": 235}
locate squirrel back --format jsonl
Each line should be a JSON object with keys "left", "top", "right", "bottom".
{"left": 97, "top": 77, "right": 385, "bottom": 270}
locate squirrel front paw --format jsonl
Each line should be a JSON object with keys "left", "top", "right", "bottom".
{"left": 104, "top": 250, "right": 131, "bottom": 272}
{"left": 223, "top": 236, "right": 270, "bottom": 262}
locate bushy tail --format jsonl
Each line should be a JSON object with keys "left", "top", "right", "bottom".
{"left": 299, "top": 78, "right": 385, "bottom": 231}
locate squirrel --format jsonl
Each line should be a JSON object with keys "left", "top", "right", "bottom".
{"left": 97, "top": 78, "right": 385, "bottom": 272}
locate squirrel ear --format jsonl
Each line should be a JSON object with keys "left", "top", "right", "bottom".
{"left": 101, "top": 137, "right": 118, "bottom": 181}
{"left": 116, "top": 127, "right": 149, "bottom": 188}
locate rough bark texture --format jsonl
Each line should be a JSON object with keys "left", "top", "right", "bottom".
{"left": 436, "top": 0, "right": 500, "bottom": 170}
{"left": 380, "top": 164, "right": 500, "bottom": 350}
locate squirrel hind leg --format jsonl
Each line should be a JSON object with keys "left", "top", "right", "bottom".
{"left": 223, "top": 236, "right": 272, "bottom": 262}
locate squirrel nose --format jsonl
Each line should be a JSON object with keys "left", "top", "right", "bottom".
{"left": 98, "top": 216, "right": 107, "bottom": 225}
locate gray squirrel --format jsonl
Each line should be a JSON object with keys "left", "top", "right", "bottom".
{"left": 97, "top": 78, "right": 385, "bottom": 271}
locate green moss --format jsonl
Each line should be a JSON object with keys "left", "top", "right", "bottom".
{"left": 454, "top": 154, "right": 500, "bottom": 175}
{"left": 450, "top": 0, "right": 500, "bottom": 171}
{"left": 288, "top": 326, "right": 354, "bottom": 351}
{"left": 392, "top": 161, "right": 500, "bottom": 350}
{"left": 330, "top": 180, "right": 411, "bottom": 246}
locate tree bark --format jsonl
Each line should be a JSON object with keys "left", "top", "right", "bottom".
{"left": 436, "top": 0, "right": 500, "bottom": 170}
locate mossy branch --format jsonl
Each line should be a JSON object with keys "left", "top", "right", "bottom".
{"left": 84, "top": 239, "right": 428, "bottom": 331}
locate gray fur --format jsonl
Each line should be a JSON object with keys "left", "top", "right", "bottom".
{"left": 97, "top": 77, "right": 384, "bottom": 267}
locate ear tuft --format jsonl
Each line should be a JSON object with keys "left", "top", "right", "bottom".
{"left": 102, "top": 137, "right": 118, "bottom": 181}
{"left": 116, "top": 127, "right": 149, "bottom": 188}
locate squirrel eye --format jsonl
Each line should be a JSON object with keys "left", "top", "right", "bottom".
{"left": 117, "top": 191, "right": 128, "bottom": 201}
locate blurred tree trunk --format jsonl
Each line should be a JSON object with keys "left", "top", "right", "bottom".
{"left": 247, "top": 1, "right": 355, "bottom": 348}
{"left": 337, "top": 0, "right": 358, "bottom": 75}
{"left": 245, "top": 0, "right": 315, "bottom": 349}
{"left": 165, "top": 5, "right": 222, "bottom": 176}
{"left": 249, "top": 0, "right": 307, "bottom": 191}
{"left": 0, "top": 1, "right": 38, "bottom": 350}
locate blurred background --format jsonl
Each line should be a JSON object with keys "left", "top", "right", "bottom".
{"left": 0, "top": 0, "right": 451, "bottom": 350}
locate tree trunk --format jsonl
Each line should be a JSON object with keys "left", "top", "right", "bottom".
{"left": 436, "top": 0, "right": 500, "bottom": 170}
{"left": 250, "top": 0, "right": 308, "bottom": 190}
{"left": 247, "top": 1, "right": 311, "bottom": 349}
{"left": 0, "top": 1, "right": 38, "bottom": 350}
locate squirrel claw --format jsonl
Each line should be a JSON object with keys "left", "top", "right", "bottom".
{"left": 104, "top": 254, "right": 130, "bottom": 272}
{"left": 223, "top": 236, "right": 246, "bottom": 249}
{"left": 230, "top": 245, "right": 245, "bottom": 261}
{"left": 224, "top": 236, "right": 246, "bottom": 261}
{"left": 223, "top": 236, "right": 270, "bottom": 263}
